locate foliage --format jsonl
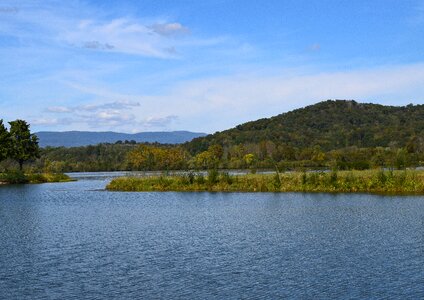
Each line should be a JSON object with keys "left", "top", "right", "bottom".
{"left": 0, "top": 120, "right": 11, "bottom": 162}
{"left": 207, "top": 169, "right": 219, "bottom": 185}
{"left": 0, "top": 171, "right": 72, "bottom": 184}
{"left": 126, "top": 144, "right": 189, "bottom": 171}
{"left": 7, "top": 101, "right": 424, "bottom": 173}
{"left": 186, "top": 100, "right": 424, "bottom": 152}
{"left": 8, "top": 120, "right": 40, "bottom": 170}
{"left": 39, "top": 143, "right": 138, "bottom": 172}
{"left": 0, "top": 170, "right": 28, "bottom": 184}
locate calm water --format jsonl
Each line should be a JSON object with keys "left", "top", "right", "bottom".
{"left": 0, "top": 173, "right": 423, "bottom": 299}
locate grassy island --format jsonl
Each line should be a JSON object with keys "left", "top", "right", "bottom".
{"left": 0, "top": 171, "right": 73, "bottom": 184}
{"left": 106, "top": 169, "right": 424, "bottom": 194}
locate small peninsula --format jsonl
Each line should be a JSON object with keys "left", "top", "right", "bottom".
{"left": 106, "top": 169, "right": 424, "bottom": 194}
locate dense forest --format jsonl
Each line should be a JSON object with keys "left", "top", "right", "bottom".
{"left": 3, "top": 100, "right": 424, "bottom": 173}
{"left": 186, "top": 100, "right": 424, "bottom": 153}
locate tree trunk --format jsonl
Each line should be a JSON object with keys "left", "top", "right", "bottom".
{"left": 19, "top": 160, "right": 23, "bottom": 171}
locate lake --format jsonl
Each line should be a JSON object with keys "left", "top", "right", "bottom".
{"left": 0, "top": 172, "right": 423, "bottom": 299}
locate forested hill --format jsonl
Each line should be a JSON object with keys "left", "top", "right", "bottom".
{"left": 36, "top": 131, "right": 207, "bottom": 147}
{"left": 186, "top": 100, "right": 424, "bottom": 153}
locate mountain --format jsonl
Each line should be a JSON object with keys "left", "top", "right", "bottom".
{"left": 36, "top": 131, "right": 207, "bottom": 147}
{"left": 186, "top": 100, "right": 424, "bottom": 153}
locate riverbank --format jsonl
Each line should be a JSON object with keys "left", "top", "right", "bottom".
{"left": 0, "top": 172, "right": 73, "bottom": 184}
{"left": 106, "top": 170, "right": 424, "bottom": 194}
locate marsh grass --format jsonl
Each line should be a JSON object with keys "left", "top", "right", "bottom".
{"left": 0, "top": 171, "right": 73, "bottom": 184}
{"left": 106, "top": 169, "right": 424, "bottom": 194}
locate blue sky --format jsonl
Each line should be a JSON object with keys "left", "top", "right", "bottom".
{"left": 1, "top": 0, "right": 424, "bottom": 133}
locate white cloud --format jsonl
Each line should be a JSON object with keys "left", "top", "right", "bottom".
{"left": 82, "top": 41, "right": 114, "bottom": 50}
{"left": 79, "top": 100, "right": 140, "bottom": 111}
{"left": 43, "top": 100, "right": 169, "bottom": 130}
{"left": 47, "top": 100, "right": 140, "bottom": 114}
{"left": 0, "top": 2, "right": 206, "bottom": 59}
{"left": 31, "top": 117, "right": 59, "bottom": 125}
{"left": 150, "top": 23, "right": 190, "bottom": 36}
{"left": 143, "top": 115, "right": 178, "bottom": 127}
{"left": 0, "top": 7, "right": 19, "bottom": 14}
{"left": 40, "top": 63, "right": 424, "bottom": 133}
{"left": 126, "top": 63, "right": 424, "bottom": 132}
{"left": 47, "top": 106, "right": 72, "bottom": 113}
{"left": 63, "top": 18, "right": 190, "bottom": 58}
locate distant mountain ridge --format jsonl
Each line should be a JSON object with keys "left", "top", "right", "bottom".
{"left": 36, "top": 131, "right": 207, "bottom": 147}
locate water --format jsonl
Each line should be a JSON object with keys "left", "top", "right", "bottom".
{"left": 0, "top": 173, "right": 423, "bottom": 299}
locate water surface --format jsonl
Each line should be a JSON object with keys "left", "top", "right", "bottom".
{"left": 0, "top": 173, "right": 423, "bottom": 299}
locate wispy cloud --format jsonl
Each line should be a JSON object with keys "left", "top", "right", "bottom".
{"left": 133, "top": 63, "right": 424, "bottom": 132}
{"left": 31, "top": 117, "right": 60, "bottom": 126}
{"left": 42, "top": 99, "right": 177, "bottom": 130}
{"left": 64, "top": 18, "right": 189, "bottom": 58}
{"left": 0, "top": 6, "right": 19, "bottom": 14}
{"left": 34, "top": 63, "right": 424, "bottom": 132}
{"left": 82, "top": 41, "right": 115, "bottom": 50}
{"left": 143, "top": 115, "right": 179, "bottom": 127}
{"left": 46, "top": 106, "right": 73, "bottom": 113}
{"left": 47, "top": 100, "right": 140, "bottom": 113}
{"left": 5, "top": 1, "right": 424, "bottom": 134}
{"left": 79, "top": 100, "right": 140, "bottom": 111}
{"left": 149, "top": 23, "right": 190, "bottom": 36}
{"left": 0, "top": 2, "right": 218, "bottom": 59}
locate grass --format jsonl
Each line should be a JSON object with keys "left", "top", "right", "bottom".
{"left": 106, "top": 169, "right": 424, "bottom": 194}
{"left": 0, "top": 171, "right": 73, "bottom": 184}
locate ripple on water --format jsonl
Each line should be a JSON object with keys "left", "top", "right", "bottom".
{"left": 0, "top": 174, "right": 424, "bottom": 299}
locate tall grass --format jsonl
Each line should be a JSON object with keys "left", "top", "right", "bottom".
{"left": 0, "top": 172, "right": 73, "bottom": 184}
{"left": 106, "top": 169, "right": 424, "bottom": 194}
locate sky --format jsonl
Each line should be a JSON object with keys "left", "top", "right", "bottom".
{"left": 1, "top": 0, "right": 424, "bottom": 133}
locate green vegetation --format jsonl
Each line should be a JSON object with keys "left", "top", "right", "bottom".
{"left": 3, "top": 100, "right": 424, "bottom": 174}
{"left": 0, "top": 120, "right": 11, "bottom": 162}
{"left": 18, "top": 100, "right": 424, "bottom": 173}
{"left": 186, "top": 100, "right": 424, "bottom": 152}
{"left": 106, "top": 169, "right": 424, "bottom": 194}
{"left": 9, "top": 120, "right": 40, "bottom": 170}
{"left": 35, "top": 143, "right": 185, "bottom": 172}
{"left": 0, "top": 119, "right": 40, "bottom": 170}
{"left": 0, "top": 171, "right": 72, "bottom": 184}
{"left": 0, "top": 119, "right": 71, "bottom": 184}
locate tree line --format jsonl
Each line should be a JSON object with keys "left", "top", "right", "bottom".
{"left": 19, "top": 140, "right": 423, "bottom": 173}
{"left": 3, "top": 99, "right": 424, "bottom": 174}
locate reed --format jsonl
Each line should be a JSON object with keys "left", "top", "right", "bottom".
{"left": 106, "top": 169, "right": 424, "bottom": 194}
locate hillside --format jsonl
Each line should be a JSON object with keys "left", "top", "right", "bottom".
{"left": 36, "top": 131, "right": 207, "bottom": 147}
{"left": 186, "top": 100, "right": 424, "bottom": 153}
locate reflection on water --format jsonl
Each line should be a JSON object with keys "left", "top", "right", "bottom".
{"left": 0, "top": 173, "right": 423, "bottom": 299}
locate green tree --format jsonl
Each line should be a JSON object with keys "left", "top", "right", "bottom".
{"left": 9, "top": 120, "right": 40, "bottom": 170}
{"left": 0, "top": 119, "right": 11, "bottom": 162}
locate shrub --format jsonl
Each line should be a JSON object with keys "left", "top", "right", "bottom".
{"left": 188, "top": 171, "right": 195, "bottom": 184}
{"left": 273, "top": 173, "right": 281, "bottom": 190}
{"left": 26, "top": 173, "right": 47, "bottom": 183}
{"left": 221, "top": 172, "right": 233, "bottom": 185}
{"left": 0, "top": 170, "right": 28, "bottom": 184}
{"left": 207, "top": 169, "right": 219, "bottom": 185}
{"left": 196, "top": 173, "right": 205, "bottom": 184}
